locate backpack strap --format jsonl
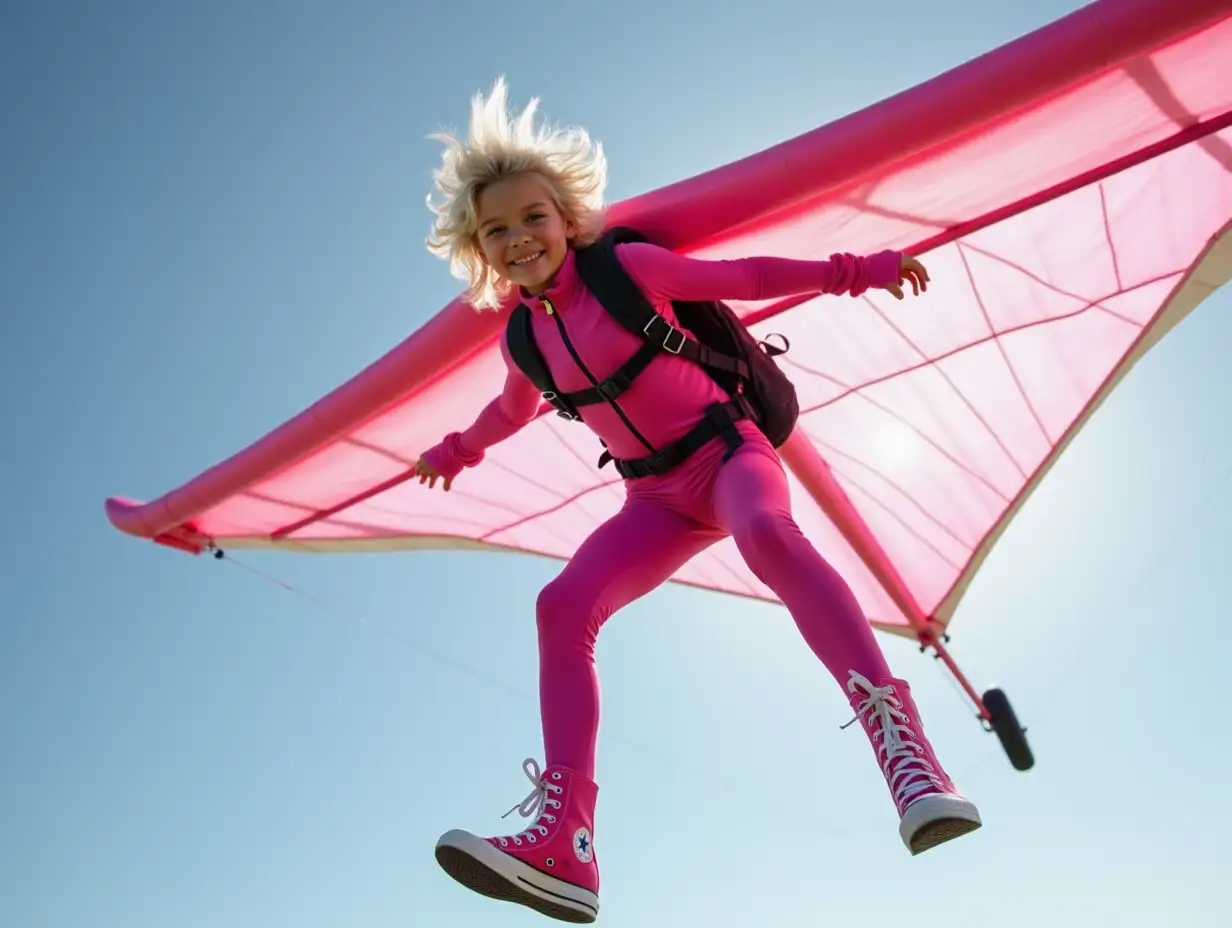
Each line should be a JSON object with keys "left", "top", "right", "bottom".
{"left": 505, "top": 303, "right": 582, "bottom": 421}
{"left": 573, "top": 228, "right": 750, "bottom": 380}
{"left": 506, "top": 300, "right": 662, "bottom": 414}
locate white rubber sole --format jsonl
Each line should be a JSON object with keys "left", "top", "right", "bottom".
{"left": 435, "top": 829, "right": 600, "bottom": 924}
{"left": 899, "top": 793, "right": 983, "bottom": 855}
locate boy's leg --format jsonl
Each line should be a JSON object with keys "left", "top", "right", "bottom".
{"left": 712, "top": 442, "right": 981, "bottom": 854}
{"left": 436, "top": 496, "right": 718, "bottom": 923}
{"left": 536, "top": 496, "right": 720, "bottom": 777}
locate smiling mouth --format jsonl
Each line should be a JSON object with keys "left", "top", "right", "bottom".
{"left": 509, "top": 251, "right": 544, "bottom": 267}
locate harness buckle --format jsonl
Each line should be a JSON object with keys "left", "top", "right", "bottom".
{"left": 596, "top": 374, "right": 632, "bottom": 400}
{"left": 543, "top": 391, "right": 579, "bottom": 421}
{"left": 644, "top": 317, "right": 685, "bottom": 354}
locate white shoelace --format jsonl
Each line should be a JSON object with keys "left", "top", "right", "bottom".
{"left": 496, "top": 758, "right": 563, "bottom": 847}
{"left": 843, "top": 672, "right": 942, "bottom": 808}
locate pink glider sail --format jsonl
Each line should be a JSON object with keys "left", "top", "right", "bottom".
{"left": 107, "top": 0, "right": 1232, "bottom": 637}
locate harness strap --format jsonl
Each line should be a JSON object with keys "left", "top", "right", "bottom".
{"left": 605, "top": 396, "right": 756, "bottom": 479}
{"left": 549, "top": 339, "right": 660, "bottom": 409}
{"left": 543, "top": 310, "right": 751, "bottom": 411}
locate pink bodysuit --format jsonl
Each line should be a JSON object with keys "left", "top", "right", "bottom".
{"left": 423, "top": 242, "right": 904, "bottom": 779}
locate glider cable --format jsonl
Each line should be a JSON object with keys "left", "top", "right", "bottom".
{"left": 208, "top": 546, "right": 865, "bottom": 841}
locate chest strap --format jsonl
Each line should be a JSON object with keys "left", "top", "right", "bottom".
{"left": 604, "top": 397, "right": 756, "bottom": 479}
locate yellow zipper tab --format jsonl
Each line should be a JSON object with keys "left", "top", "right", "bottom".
{"left": 541, "top": 296, "right": 555, "bottom": 315}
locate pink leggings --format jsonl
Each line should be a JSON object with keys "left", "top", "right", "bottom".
{"left": 535, "top": 427, "right": 894, "bottom": 779}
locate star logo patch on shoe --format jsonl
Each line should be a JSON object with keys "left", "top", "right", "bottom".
{"left": 573, "top": 827, "right": 593, "bottom": 864}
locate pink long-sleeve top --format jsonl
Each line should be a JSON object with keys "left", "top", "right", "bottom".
{"left": 422, "top": 241, "right": 902, "bottom": 478}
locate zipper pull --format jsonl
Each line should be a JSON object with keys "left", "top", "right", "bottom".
{"left": 541, "top": 296, "right": 555, "bottom": 316}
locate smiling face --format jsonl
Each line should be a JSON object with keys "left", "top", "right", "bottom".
{"left": 475, "top": 172, "right": 577, "bottom": 295}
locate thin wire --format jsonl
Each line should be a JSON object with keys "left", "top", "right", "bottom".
{"left": 215, "top": 549, "right": 862, "bottom": 839}
{"left": 222, "top": 552, "right": 528, "bottom": 701}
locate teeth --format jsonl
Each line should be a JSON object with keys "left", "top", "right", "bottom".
{"left": 511, "top": 252, "right": 542, "bottom": 266}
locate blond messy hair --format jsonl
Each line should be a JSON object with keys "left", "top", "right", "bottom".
{"left": 425, "top": 77, "right": 609, "bottom": 311}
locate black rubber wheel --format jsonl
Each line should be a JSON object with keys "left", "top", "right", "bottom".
{"left": 982, "top": 687, "right": 1034, "bottom": 771}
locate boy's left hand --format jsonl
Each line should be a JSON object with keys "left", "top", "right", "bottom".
{"left": 883, "top": 254, "right": 930, "bottom": 300}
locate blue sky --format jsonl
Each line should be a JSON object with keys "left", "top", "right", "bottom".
{"left": 2, "top": 1, "right": 1228, "bottom": 926}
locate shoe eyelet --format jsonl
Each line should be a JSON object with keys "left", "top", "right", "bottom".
{"left": 551, "top": 772, "right": 562, "bottom": 780}
{"left": 546, "top": 857, "right": 555, "bottom": 867}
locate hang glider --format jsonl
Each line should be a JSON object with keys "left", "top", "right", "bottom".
{"left": 106, "top": 0, "right": 1232, "bottom": 771}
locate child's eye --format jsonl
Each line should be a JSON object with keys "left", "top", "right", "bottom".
{"left": 486, "top": 226, "right": 504, "bottom": 237}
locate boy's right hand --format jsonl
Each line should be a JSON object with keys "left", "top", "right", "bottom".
{"left": 414, "top": 456, "right": 453, "bottom": 491}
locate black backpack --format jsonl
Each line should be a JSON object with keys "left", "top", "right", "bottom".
{"left": 505, "top": 226, "right": 799, "bottom": 478}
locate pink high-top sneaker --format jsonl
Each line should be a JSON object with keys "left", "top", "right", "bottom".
{"left": 845, "top": 671, "right": 982, "bottom": 854}
{"left": 435, "top": 759, "right": 600, "bottom": 924}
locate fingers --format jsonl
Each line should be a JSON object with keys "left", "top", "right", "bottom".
{"left": 902, "top": 255, "right": 929, "bottom": 296}
{"left": 414, "top": 457, "right": 453, "bottom": 491}
{"left": 886, "top": 255, "right": 930, "bottom": 300}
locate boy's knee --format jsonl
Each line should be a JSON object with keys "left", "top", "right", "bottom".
{"left": 536, "top": 576, "right": 601, "bottom": 647}
{"left": 735, "top": 508, "right": 800, "bottom": 555}
{"left": 536, "top": 578, "right": 571, "bottom": 630}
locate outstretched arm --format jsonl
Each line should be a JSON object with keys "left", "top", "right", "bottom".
{"left": 415, "top": 337, "right": 543, "bottom": 490}
{"left": 614, "top": 240, "right": 922, "bottom": 304}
